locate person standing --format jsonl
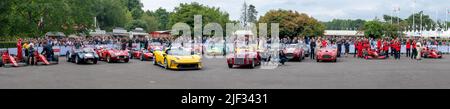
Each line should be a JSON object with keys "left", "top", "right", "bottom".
{"left": 310, "top": 38, "right": 316, "bottom": 59}
{"left": 337, "top": 38, "right": 342, "bottom": 57}
{"left": 377, "top": 39, "right": 382, "bottom": 52}
{"left": 383, "top": 39, "right": 390, "bottom": 58}
{"left": 393, "top": 39, "right": 401, "bottom": 60}
{"left": 353, "top": 38, "right": 358, "bottom": 57}
{"left": 406, "top": 39, "right": 411, "bottom": 57}
{"left": 416, "top": 40, "right": 422, "bottom": 60}
{"left": 411, "top": 39, "right": 417, "bottom": 59}
{"left": 344, "top": 39, "right": 350, "bottom": 57}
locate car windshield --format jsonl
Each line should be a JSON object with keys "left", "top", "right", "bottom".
{"left": 167, "top": 48, "right": 191, "bottom": 56}
{"left": 286, "top": 44, "right": 299, "bottom": 48}
{"left": 151, "top": 42, "right": 162, "bottom": 46}
{"left": 82, "top": 48, "right": 95, "bottom": 52}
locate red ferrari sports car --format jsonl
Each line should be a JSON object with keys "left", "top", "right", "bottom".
{"left": 148, "top": 42, "right": 164, "bottom": 53}
{"left": 316, "top": 46, "right": 337, "bottom": 62}
{"left": 283, "top": 44, "right": 305, "bottom": 61}
{"left": 97, "top": 47, "right": 130, "bottom": 63}
{"left": 421, "top": 47, "right": 443, "bottom": 58}
{"left": 227, "top": 47, "right": 261, "bottom": 68}
{"left": 130, "top": 48, "right": 154, "bottom": 61}
{"left": 362, "top": 49, "right": 387, "bottom": 59}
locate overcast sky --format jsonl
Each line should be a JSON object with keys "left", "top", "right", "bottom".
{"left": 142, "top": 0, "right": 449, "bottom": 22}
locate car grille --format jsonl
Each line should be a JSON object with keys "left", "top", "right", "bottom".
{"left": 234, "top": 58, "right": 245, "bottom": 65}
{"left": 178, "top": 64, "right": 198, "bottom": 69}
{"left": 285, "top": 53, "right": 294, "bottom": 58}
{"left": 322, "top": 55, "right": 331, "bottom": 59}
{"left": 118, "top": 56, "right": 126, "bottom": 59}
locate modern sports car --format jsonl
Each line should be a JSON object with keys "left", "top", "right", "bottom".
{"left": 153, "top": 47, "right": 202, "bottom": 70}
{"left": 316, "top": 46, "right": 337, "bottom": 62}
{"left": 66, "top": 47, "right": 99, "bottom": 64}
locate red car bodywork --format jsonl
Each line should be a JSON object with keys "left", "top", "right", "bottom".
{"left": 148, "top": 43, "right": 164, "bottom": 53}
{"left": 97, "top": 48, "right": 130, "bottom": 63}
{"left": 283, "top": 45, "right": 304, "bottom": 61}
{"left": 362, "top": 49, "right": 387, "bottom": 59}
{"left": 421, "top": 47, "right": 443, "bottom": 58}
{"left": 131, "top": 49, "right": 154, "bottom": 61}
{"left": 316, "top": 47, "right": 337, "bottom": 62}
{"left": 227, "top": 49, "right": 261, "bottom": 68}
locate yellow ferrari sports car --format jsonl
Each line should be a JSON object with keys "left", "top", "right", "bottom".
{"left": 153, "top": 47, "right": 202, "bottom": 70}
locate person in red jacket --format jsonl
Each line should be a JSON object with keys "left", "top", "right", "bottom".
{"left": 390, "top": 38, "right": 395, "bottom": 56}
{"left": 406, "top": 39, "right": 411, "bottom": 57}
{"left": 357, "top": 39, "right": 363, "bottom": 58}
{"left": 394, "top": 39, "right": 401, "bottom": 59}
{"left": 321, "top": 38, "right": 328, "bottom": 48}
{"left": 377, "top": 39, "right": 382, "bottom": 52}
{"left": 383, "top": 39, "right": 390, "bottom": 58}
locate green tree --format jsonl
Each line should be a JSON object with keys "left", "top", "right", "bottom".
{"left": 169, "top": 2, "right": 230, "bottom": 34}
{"left": 258, "top": 9, "right": 325, "bottom": 38}
{"left": 404, "top": 11, "right": 435, "bottom": 31}
{"left": 94, "top": 0, "right": 133, "bottom": 31}
{"left": 247, "top": 5, "right": 258, "bottom": 23}
{"left": 363, "top": 20, "right": 384, "bottom": 39}
{"left": 147, "top": 7, "right": 171, "bottom": 30}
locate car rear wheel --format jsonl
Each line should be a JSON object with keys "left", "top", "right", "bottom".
{"left": 152, "top": 56, "right": 157, "bottom": 65}
{"left": 250, "top": 59, "right": 255, "bottom": 68}
{"left": 164, "top": 59, "right": 169, "bottom": 69}
{"left": 228, "top": 64, "right": 233, "bottom": 68}
{"left": 66, "top": 52, "right": 71, "bottom": 62}
{"left": 106, "top": 55, "right": 112, "bottom": 63}
{"left": 75, "top": 56, "right": 80, "bottom": 64}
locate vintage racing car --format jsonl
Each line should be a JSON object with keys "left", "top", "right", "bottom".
{"left": 316, "top": 46, "right": 337, "bottom": 62}
{"left": 66, "top": 47, "right": 99, "bottom": 64}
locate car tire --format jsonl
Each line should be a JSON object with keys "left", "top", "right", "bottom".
{"left": 164, "top": 59, "right": 169, "bottom": 69}
{"left": 124, "top": 58, "right": 129, "bottom": 63}
{"left": 93, "top": 59, "right": 98, "bottom": 64}
{"left": 250, "top": 59, "right": 255, "bottom": 68}
{"left": 153, "top": 56, "right": 157, "bottom": 65}
{"left": 66, "top": 52, "right": 71, "bottom": 62}
{"left": 106, "top": 55, "right": 112, "bottom": 63}
{"left": 75, "top": 56, "right": 80, "bottom": 64}
{"left": 316, "top": 59, "right": 320, "bottom": 62}
{"left": 228, "top": 64, "right": 233, "bottom": 68}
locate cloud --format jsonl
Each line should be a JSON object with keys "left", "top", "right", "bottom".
{"left": 142, "top": 0, "right": 450, "bottom": 21}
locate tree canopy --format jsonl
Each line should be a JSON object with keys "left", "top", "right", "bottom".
{"left": 258, "top": 9, "right": 325, "bottom": 38}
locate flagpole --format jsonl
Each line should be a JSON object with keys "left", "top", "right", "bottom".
{"left": 412, "top": 0, "right": 416, "bottom": 32}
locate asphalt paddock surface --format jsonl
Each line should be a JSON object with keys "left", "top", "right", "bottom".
{"left": 1, "top": 55, "right": 450, "bottom": 89}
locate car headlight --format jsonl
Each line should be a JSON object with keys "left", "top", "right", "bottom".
{"left": 111, "top": 53, "right": 116, "bottom": 57}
